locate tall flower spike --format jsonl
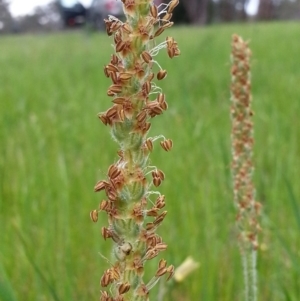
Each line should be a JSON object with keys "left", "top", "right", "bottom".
{"left": 230, "top": 34, "right": 261, "bottom": 301}
{"left": 90, "top": 1, "right": 180, "bottom": 301}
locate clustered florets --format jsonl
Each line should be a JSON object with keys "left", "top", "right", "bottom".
{"left": 90, "top": 1, "right": 180, "bottom": 301}
{"left": 230, "top": 34, "right": 261, "bottom": 251}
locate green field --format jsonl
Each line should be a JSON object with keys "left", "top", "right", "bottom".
{"left": 0, "top": 22, "right": 300, "bottom": 301}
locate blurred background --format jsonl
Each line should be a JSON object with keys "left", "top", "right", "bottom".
{"left": 0, "top": 0, "right": 300, "bottom": 34}
{"left": 1, "top": 1, "right": 300, "bottom": 301}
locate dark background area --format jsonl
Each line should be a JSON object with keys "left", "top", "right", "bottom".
{"left": 0, "top": 0, "right": 300, "bottom": 34}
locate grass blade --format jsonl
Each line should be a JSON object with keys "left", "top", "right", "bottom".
{"left": 15, "top": 232, "right": 61, "bottom": 301}
{"left": 282, "top": 285, "right": 294, "bottom": 301}
{"left": 0, "top": 262, "right": 18, "bottom": 301}
{"left": 283, "top": 176, "right": 300, "bottom": 230}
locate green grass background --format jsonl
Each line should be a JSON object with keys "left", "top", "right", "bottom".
{"left": 0, "top": 22, "right": 300, "bottom": 301}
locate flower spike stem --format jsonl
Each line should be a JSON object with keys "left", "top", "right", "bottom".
{"left": 90, "top": 1, "right": 180, "bottom": 301}
{"left": 230, "top": 34, "right": 262, "bottom": 301}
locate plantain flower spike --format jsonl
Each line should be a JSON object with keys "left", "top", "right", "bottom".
{"left": 230, "top": 34, "right": 262, "bottom": 301}
{"left": 90, "top": 1, "right": 180, "bottom": 301}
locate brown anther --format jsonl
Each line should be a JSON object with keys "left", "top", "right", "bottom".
{"left": 155, "top": 267, "right": 167, "bottom": 277}
{"left": 106, "top": 188, "right": 118, "bottom": 202}
{"left": 106, "top": 63, "right": 119, "bottom": 73}
{"left": 111, "top": 20, "right": 122, "bottom": 32}
{"left": 98, "top": 113, "right": 108, "bottom": 125}
{"left": 104, "top": 66, "right": 110, "bottom": 78}
{"left": 108, "top": 84, "right": 123, "bottom": 94}
{"left": 111, "top": 177, "right": 123, "bottom": 191}
{"left": 112, "top": 97, "right": 126, "bottom": 105}
{"left": 168, "top": 0, "right": 179, "bottom": 13}
{"left": 99, "top": 200, "right": 109, "bottom": 211}
{"left": 109, "top": 265, "right": 120, "bottom": 280}
{"left": 90, "top": 209, "right": 98, "bottom": 222}
{"left": 141, "top": 51, "right": 152, "bottom": 64}
{"left": 162, "top": 21, "right": 174, "bottom": 29}
{"left": 111, "top": 54, "right": 119, "bottom": 65}
{"left": 145, "top": 232, "right": 154, "bottom": 243}
{"left": 166, "top": 265, "right": 175, "bottom": 281}
{"left": 146, "top": 72, "right": 155, "bottom": 82}
{"left": 145, "top": 248, "right": 159, "bottom": 260}
{"left": 119, "top": 72, "right": 132, "bottom": 81}
{"left": 159, "top": 259, "right": 167, "bottom": 269}
{"left": 118, "top": 282, "right": 131, "bottom": 294}
{"left": 108, "top": 165, "right": 121, "bottom": 179}
{"left": 155, "top": 242, "right": 168, "bottom": 251}
{"left": 156, "top": 169, "right": 165, "bottom": 180}
{"left": 104, "top": 19, "right": 112, "bottom": 35}
{"left": 114, "top": 33, "right": 123, "bottom": 46}
{"left": 155, "top": 235, "right": 163, "bottom": 244}
{"left": 122, "top": 23, "right": 132, "bottom": 33}
{"left": 100, "top": 269, "right": 112, "bottom": 287}
{"left": 154, "top": 211, "right": 167, "bottom": 225}
{"left": 157, "top": 93, "right": 165, "bottom": 104}
{"left": 109, "top": 19, "right": 121, "bottom": 33}
{"left": 156, "top": 195, "right": 166, "bottom": 209}
{"left": 160, "top": 139, "right": 173, "bottom": 151}
{"left": 146, "top": 207, "right": 159, "bottom": 217}
{"left": 116, "top": 40, "right": 126, "bottom": 52}
{"left": 166, "top": 36, "right": 174, "bottom": 47}
{"left": 101, "top": 227, "right": 113, "bottom": 240}
{"left": 145, "top": 138, "right": 153, "bottom": 152}
{"left": 149, "top": 105, "right": 163, "bottom": 117}
{"left": 144, "top": 122, "right": 151, "bottom": 133}
{"left": 150, "top": 4, "right": 158, "bottom": 18}
{"left": 107, "top": 90, "right": 115, "bottom": 97}
{"left": 166, "top": 36, "right": 180, "bottom": 58}
{"left": 153, "top": 176, "right": 161, "bottom": 187}
{"left": 106, "top": 106, "right": 118, "bottom": 119}
{"left": 146, "top": 100, "right": 159, "bottom": 109}
{"left": 94, "top": 180, "right": 109, "bottom": 192}
{"left": 136, "top": 111, "right": 147, "bottom": 123}
{"left": 159, "top": 100, "right": 168, "bottom": 111}
{"left": 110, "top": 71, "right": 118, "bottom": 84}
{"left": 146, "top": 222, "right": 155, "bottom": 231}
{"left": 146, "top": 236, "right": 156, "bottom": 248}
{"left": 100, "top": 290, "right": 110, "bottom": 301}
{"left": 162, "top": 13, "right": 172, "bottom": 21}
{"left": 120, "top": 40, "right": 132, "bottom": 56}
{"left": 157, "top": 70, "right": 167, "bottom": 80}
{"left": 142, "top": 81, "right": 152, "bottom": 95}
{"left": 168, "top": 46, "right": 178, "bottom": 58}
{"left": 154, "top": 27, "right": 165, "bottom": 38}
{"left": 118, "top": 109, "right": 125, "bottom": 122}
